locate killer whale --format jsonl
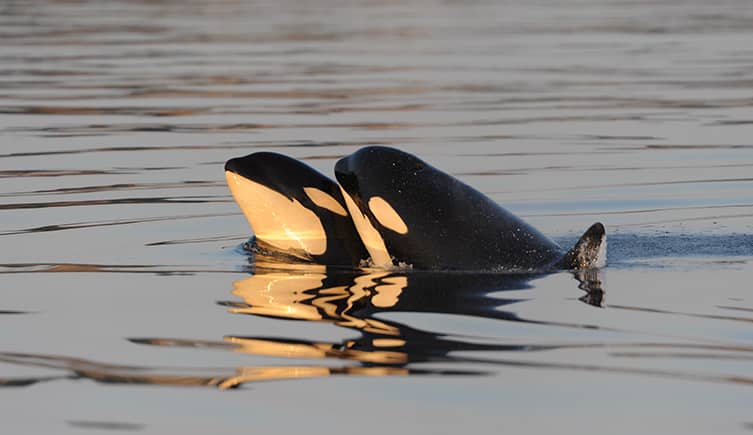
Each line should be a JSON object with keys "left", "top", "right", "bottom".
{"left": 225, "top": 152, "right": 367, "bottom": 265}
{"left": 225, "top": 147, "right": 605, "bottom": 271}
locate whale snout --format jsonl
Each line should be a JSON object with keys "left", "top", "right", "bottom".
{"left": 224, "top": 157, "right": 244, "bottom": 175}
{"left": 224, "top": 152, "right": 282, "bottom": 181}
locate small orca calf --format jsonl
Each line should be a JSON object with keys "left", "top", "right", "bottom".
{"left": 225, "top": 146, "right": 606, "bottom": 271}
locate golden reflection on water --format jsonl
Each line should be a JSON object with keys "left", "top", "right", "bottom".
{"left": 0, "top": 268, "right": 552, "bottom": 389}
{"left": 5, "top": 266, "right": 753, "bottom": 390}
{"left": 229, "top": 269, "right": 411, "bottom": 336}
{"left": 221, "top": 266, "right": 611, "bottom": 371}
{"left": 0, "top": 351, "right": 409, "bottom": 390}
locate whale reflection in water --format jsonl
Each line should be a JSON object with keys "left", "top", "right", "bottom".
{"left": 0, "top": 268, "right": 602, "bottom": 390}
{"left": 5, "top": 268, "right": 753, "bottom": 389}
{"left": 217, "top": 265, "right": 606, "bottom": 368}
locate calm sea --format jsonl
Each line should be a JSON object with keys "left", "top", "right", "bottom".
{"left": 1, "top": 1, "right": 753, "bottom": 433}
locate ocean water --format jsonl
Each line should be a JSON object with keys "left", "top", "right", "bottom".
{"left": 1, "top": 0, "right": 753, "bottom": 433}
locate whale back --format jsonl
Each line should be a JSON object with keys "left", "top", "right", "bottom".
{"left": 334, "top": 146, "right": 565, "bottom": 271}
{"left": 225, "top": 152, "right": 367, "bottom": 265}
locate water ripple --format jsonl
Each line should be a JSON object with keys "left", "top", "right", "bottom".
{"left": 0, "top": 196, "right": 229, "bottom": 211}
{"left": 2, "top": 0, "right": 753, "bottom": 429}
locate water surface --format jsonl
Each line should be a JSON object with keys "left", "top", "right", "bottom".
{"left": 2, "top": 1, "right": 753, "bottom": 433}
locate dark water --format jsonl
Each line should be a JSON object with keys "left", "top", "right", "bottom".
{"left": 2, "top": 0, "right": 753, "bottom": 433}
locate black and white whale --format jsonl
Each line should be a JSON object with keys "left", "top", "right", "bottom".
{"left": 225, "top": 146, "right": 606, "bottom": 271}
{"left": 224, "top": 151, "right": 368, "bottom": 266}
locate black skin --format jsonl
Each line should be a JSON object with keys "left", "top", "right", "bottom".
{"left": 335, "top": 146, "right": 565, "bottom": 271}
{"left": 225, "top": 152, "right": 368, "bottom": 266}
{"left": 225, "top": 147, "right": 603, "bottom": 270}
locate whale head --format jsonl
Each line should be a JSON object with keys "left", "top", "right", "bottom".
{"left": 225, "top": 152, "right": 367, "bottom": 265}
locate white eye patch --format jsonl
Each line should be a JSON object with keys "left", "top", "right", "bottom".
{"left": 368, "top": 196, "right": 408, "bottom": 235}
{"left": 303, "top": 187, "right": 348, "bottom": 216}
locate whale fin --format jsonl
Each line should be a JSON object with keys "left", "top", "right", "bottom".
{"left": 225, "top": 152, "right": 367, "bottom": 265}
{"left": 559, "top": 223, "right": 607, "bottom": 270}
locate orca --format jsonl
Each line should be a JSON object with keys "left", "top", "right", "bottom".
{"left": 225, "top": 152, "right": 367, "bottom": 265}
{"left": 225, "top": 147, "right": 605, "bottom": 271}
